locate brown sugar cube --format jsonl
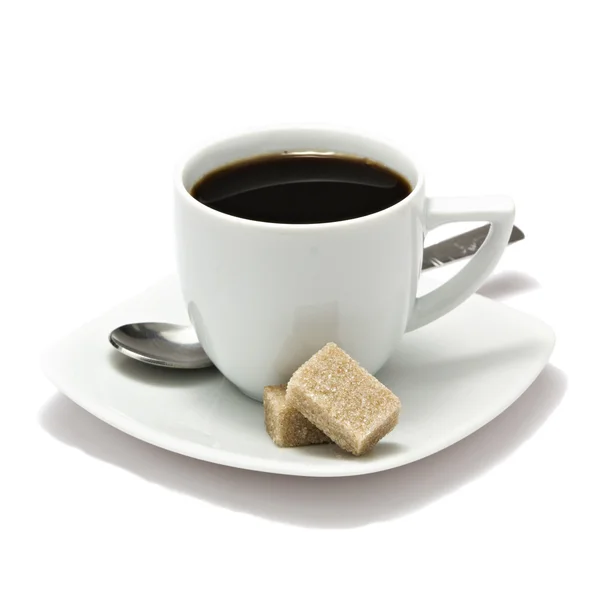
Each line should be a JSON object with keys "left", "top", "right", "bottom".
{"left": 264, "top": 385, "right": 331, "bottom": 447}
{"left": 287, "top": 343, "right": 400, "bottom": 456}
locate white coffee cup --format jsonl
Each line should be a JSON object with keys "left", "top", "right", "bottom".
{"left": 174, "top": 127, "right": 514, "bottom": 400}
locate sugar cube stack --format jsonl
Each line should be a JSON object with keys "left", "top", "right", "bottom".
{"left": 286, "top": 343, "right": 400, "bottom": 456}
{"left": 263, "top": 385, "right": 331, "bottom": 447}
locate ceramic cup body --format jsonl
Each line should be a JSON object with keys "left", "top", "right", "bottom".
{"left": 174, "top": 128, "right": 514, "bottom": 400}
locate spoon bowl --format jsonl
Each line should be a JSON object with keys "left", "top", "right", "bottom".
{"left": 109, "top": 322, "right": 212, "bottom": 369}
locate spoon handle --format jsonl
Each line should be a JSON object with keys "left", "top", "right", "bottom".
{"left": 422, "top": 225, "right": 524, "bottom": 270}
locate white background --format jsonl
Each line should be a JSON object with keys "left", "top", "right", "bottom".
{"left": 1, "top": 1, "right": 597, "bottom": 598}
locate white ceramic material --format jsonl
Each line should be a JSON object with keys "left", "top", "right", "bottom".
{"left": 41, "top": 276, "right": 554, "bottom": 478}
{"left": 175, "top": 128, "right": 515, "bottom": 400}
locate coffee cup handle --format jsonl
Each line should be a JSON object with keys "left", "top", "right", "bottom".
{"left": 406, "top": 195, "right": 515, "bottom": 332}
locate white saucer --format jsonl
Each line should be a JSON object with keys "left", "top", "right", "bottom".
{"left": 42, "top": 276, "right": 555, "bottom": 477}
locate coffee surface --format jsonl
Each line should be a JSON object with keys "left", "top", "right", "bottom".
{"left": 190, "top": 153, "right": 412, "bottom": 224}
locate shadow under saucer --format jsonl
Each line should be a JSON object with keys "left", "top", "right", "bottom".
{"left": 38, "top": 365, "right": 566, "bottom": 529}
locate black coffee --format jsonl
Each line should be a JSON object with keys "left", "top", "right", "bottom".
{"left": 190, "top": 153, "right": 412, "bottom": 224}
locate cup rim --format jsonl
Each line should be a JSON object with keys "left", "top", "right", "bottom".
{"left": 174, "top": 126, "right": 425, "bottom": 231}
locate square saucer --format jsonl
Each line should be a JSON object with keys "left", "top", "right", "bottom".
{"left": 42, "top": 276, "right": 555, "bottom": 477}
